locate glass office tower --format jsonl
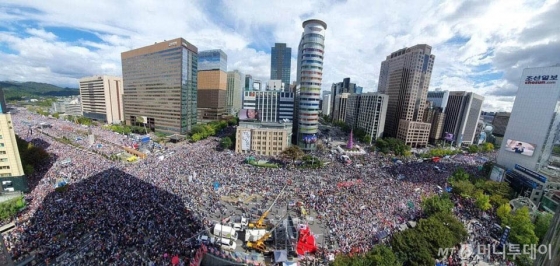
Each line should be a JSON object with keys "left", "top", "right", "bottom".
{"left": 121, "top": 38, "right": 198, "bottom": 134}
{"left": 270, "top": 43, "right": 292, "bottom": 89}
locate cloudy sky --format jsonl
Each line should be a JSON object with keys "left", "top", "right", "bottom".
{"left": 0, "top": 0, "right": 559, "bottom": 111}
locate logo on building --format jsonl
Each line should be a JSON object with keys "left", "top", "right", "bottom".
{"left": 525, "top": 75, "right": 557, "bottom": 84}
{"left": 168, "top": 41, "right": 178, "bottom": 47}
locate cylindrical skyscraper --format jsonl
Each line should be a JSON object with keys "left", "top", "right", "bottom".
{"left": 295, "top": 19, "right": 327, "bottom": 151}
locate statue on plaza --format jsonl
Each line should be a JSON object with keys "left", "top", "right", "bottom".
{"left": 347, "top": 129, "right": 354, "bottom": 149}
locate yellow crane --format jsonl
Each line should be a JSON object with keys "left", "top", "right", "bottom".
{"left": 248, "top": 183, "right": 288, "bottom": 229}
{"left": 246, "top": 213, "right": 288, "bottom": 253}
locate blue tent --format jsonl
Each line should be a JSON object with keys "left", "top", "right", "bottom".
{"left": 213, "top": 182, "right": 220, "bottom": 190}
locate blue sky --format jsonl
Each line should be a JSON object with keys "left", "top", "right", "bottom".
{"left": 0, "top": 0, "right": 559, "bottom": 111}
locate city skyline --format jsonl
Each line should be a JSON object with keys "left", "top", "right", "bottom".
{"left": 0, "top": 0, "right": 559, "bottom": 112}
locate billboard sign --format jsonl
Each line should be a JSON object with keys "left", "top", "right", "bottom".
{"left": 515, "top": 164, "right": 547, "bottom": 183}
{"left": 504, "top": 139, "right": 536, "bottom": 157}
{"left": 241, "top": 131, "right": 251, "bottom": 151}
{"left": 302, "top": 134, "right": 317, "bottom": 144}
{"left": 525, "top": 75, "right": 557, "bottom": 85}
{"left": 238, "top": 109, "right": 258, "bottom": 121}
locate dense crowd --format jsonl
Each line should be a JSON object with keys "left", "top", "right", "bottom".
{"left": 4, "top": 108, "right": 497, "bottom": 265}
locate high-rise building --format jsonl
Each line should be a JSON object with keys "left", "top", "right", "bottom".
{"left": 294, "top": 19, "right": 327, "bottom": 150}
{"left": 495, "top": 66, "right": 560, "bottom": 206}
{"left": 242, "top": 90, "right": 294, "bottom": 122}
{"left": 492, "top": 112, "right": 511, "bottom": 137}
{"left": 330, "top": 78, "right": 361, "bottom": 117}
{"left": 0, "top": 89, "right": 26, "bottom": 192}
{"left": 441, "top": 91, "right": 484, "bottom": 146}
{"left": 377, "top": 44, "right": 435, "bottom": 147}
{"left": 121, "top": 38, "right": 198, "bottom": 134}
{"left": 322, "top": 94, "right": 331, "bottom": 116}
{"left": 197, "top": 49, "right": 228, "bottom": 121}
{"left": 345, "top": 92, "right": 388, "bottom": 144}
{"left": 227, "top": 70, "right": 243, "bottom": 115}
{"left": 270, "top": 43, "right": 292, "bottom": 89}
{"left": 79, "top": 75, "right": 123, "bottom": 124}
{"left": 333, "top": 93, "right": 350, "bottom": 122}
{"left": 245, "top": 75, "right": 253, "bottom": 91}
{"left": 428, "top": 90, "right": 484, "bottom": 146}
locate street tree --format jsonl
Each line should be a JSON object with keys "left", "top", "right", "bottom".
{"left": 280, "top": 146, "right": 304, "bottom": 164}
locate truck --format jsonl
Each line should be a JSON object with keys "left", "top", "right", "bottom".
{"left": 213, "top": 224, "right": 238, "bottom": 240}
{"left": 245, "top": 229, "right": 267, "bottom": 242}
{"left": 231, "top": 215, "right": 248, "bottom": 232}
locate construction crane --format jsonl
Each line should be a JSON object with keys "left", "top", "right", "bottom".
{"left": 246, "top": 213, "right": 288, "bottom": 253}
{"left": 248, "top": 183, "right": 288, "bottom": 229}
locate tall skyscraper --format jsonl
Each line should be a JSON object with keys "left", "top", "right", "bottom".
{"left": 121, "top": 38, "right": 198, "bottom": 134}
{"left": 345, "top": 92, "right": 389, "bottom": 144}
{"left": 227, "top": 70, "right": 243, "bottom": 114}
{"left": 427, "top": 90, "right": 484, "bottom": 146}
{"left": 322, "top": 94, "right": 331, "bottom": 116}
{"left": 495, "top": 66, "right": 560, "bottom": 205}
{"left": 0, "top": 89, "right": 26, "bottom": 192}
{"left": 442, "top": 91, "right": 484, "bottom": 146}
{"left": 330, "top": 78, "right": 361, "bottom": 117}
{"left": 294, "top": 19, "right": 327, "bottom": 150}
{"left": 377, "top": 44, "right": 435, "bottom": 147}
{"left": 197, "top": 49, "right": 228, "bottom": 121}
{"left": 79, "top": 75, "right": 123, "bottom": 124}
{"left": 333, "top": 93, "right": 350, "bottom": 122}
{"left": 270, "top": 43, "right": 292, "bottom": 89}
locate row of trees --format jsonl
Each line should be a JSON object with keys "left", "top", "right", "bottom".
{"left": 448, "top": 168, "right": 512, "bottom": 210}
{"left": 334, "top": 194, "right": 468, "bottom": 265}
{"left": 467, "top": 142, "right": 495, "bottom": 153}
{"left": 375, "top": 138, "right": 411, "bottom": 156}
{"left": 15, "top": 135, "right": 50, "bottom": 175}
{"left": 190, "top": 121, "right": 228, "bottom": 142}
{"left": 105, "top": 124, "right": 147, "bottom": 135}
{"left": 0, "top": 196, "right": 26, "bottom": 222}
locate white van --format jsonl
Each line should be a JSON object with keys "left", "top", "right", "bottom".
{"left": 211, "top": 237, "right": 237, "bottom": 251}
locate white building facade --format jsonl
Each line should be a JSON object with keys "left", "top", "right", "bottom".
{"left": 496, "top": 66, "right": 560, "bottom": 209}
{"left": 79, "top": 75, "right": 123, "bottom": 124}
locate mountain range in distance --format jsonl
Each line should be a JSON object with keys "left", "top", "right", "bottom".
{"left": 0, "top": 81, "right": 79, "bottom": 101}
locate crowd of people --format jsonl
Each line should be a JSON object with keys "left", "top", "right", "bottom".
{"left": 3, "top": 108, "right": 498, "bottom": 265}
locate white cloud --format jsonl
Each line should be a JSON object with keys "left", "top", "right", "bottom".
{"left": 0, "top": 0, "right": 558, "bottom": 111}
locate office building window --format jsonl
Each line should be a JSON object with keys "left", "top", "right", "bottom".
{"left": 0, "top": 151, "right": 5, "bottom": 154}
{"left": 0, "top": 158, "right": 7, "bottom": 162}
{"left": 0, "top": 143, "right": 4, "bottom": 148}
{"left": 0, "top": 166, "right": 10, "bottom": 170}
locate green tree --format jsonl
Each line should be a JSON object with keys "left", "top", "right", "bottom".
{"left": 363, "top": 244, "right": 399, "bottom": 266}
{"left": 280, "top": 146, "right": 304, "bottom": 164}
{"left": 489, "top": 194, "right": 510, "bottom": 208}
{"left": 482, "top": 161, "right": 494, "bottom": 176}
{"left": 450, "top": 168, "right": 470, "bottom": 182}
{"left": 191, "top": 125, "right": 207, "bottom": 136}
{"left": 508, "top": 207, "right": 538, "bottom": 245}
{"left": 533, "top": 212, "right": 553, "bottom": 243}
{"left": 421, "top": 194, "right": 454, "bottom": 216}
{"left": 450, "top": 180, "right": 476, "bottom": 198}
{"left": 497, "top": 203, "right": 512, "bottom": 224}
{"left": 220, "top": 137, "right": 233, "bottom": 149}
{"left": 390, "top": 229, "right": 434, "bottom": 266}
{"left": 361, "top": 135, "right": 372, "bottom": 145}
{"left": 474, "top": 190, "right": 492, "bottom": 211}
{"left": 468, "top": 145, "right": 479, "bottom": 153}
{"left": 0, "top": 196, "right": 26, "bottom": 222}
{"left": 481, "top": 142, "right": 494, "bottom": 153}
{"left": 416, "top": 213, "right": 468, "bottom": 258}
{"left": 191, "top": 133, "right": 203, "bottom": 142}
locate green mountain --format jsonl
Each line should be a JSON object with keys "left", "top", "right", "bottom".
{"left": 0, "top": 81, "right": 79, "bottom": 101}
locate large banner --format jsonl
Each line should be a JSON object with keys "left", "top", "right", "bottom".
{"left": 505, "top": 139, "right": 536, "bottom": 157}
{"left": 241, "top": 131, "right": 251, "bottom": 151}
